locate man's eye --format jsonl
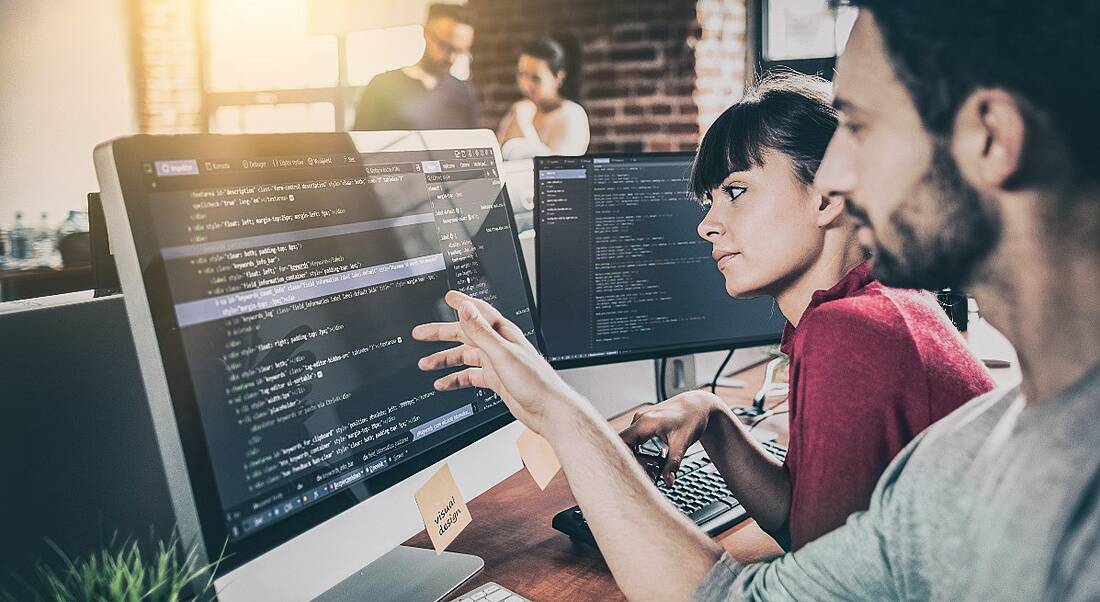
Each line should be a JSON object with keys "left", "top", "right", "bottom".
{"left": 837, "top": 112, "right": 865, "bottom": 136}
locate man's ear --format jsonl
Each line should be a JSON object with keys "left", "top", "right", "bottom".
{"left": 815, "top": 192, "right": 846, "bottom": 228}
{"left": 951, "top": 88, "right": 1026, "bottom": 192}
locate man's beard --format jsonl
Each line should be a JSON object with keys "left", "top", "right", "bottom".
{"left": 870, "top": 142, "right": 1002, "bottom": 291}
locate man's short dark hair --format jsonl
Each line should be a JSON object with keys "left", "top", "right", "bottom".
{"left": 690, "top": 70, "right": 838, "bottom": 200}
{"left": 835, "top": 0, "right": 1100, "bottom": 184}
{"left": 427, "top": 3, "right": 473, "bottom": 26}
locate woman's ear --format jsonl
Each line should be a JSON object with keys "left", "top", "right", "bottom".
{"left": 815, "top": 192, "right": 846, "bottom": 227}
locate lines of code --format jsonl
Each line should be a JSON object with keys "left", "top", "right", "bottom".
{"left": 141, "top": 146, "right": 534, "bottom": 539}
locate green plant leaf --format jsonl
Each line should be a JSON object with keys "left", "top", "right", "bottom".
{"left": 20, "top": 531, "right": 224, "bottom": 602}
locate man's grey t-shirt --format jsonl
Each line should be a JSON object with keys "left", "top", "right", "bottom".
{"left": 693, "top": 363, "right": 1100, "bottom": 600}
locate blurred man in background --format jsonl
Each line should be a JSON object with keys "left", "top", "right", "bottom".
{"left": 352, "top": 3, "right": 478, "bottom": 131}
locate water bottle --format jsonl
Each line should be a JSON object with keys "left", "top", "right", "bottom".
{"left": 8, "top": 212, "right": 32, "bottom": 268}
{"left": 56, "top": 210, "right": 87, "bottom": 240}
{"left": 32, "top": 211, "right": 59, "bottom": 268}
{"left": 55, "top": 210, "right": 90, "bottom": 268}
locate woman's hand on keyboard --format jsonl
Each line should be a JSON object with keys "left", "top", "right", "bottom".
{"left": 618, "top": 391, "right": 725, "bottom": 485}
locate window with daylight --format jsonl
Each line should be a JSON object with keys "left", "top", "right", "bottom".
{"left": 752, "top": 0, "right": 856, "bottom": 80}
{"left": 203, "top": 0, "right": 428, "bottom": 133}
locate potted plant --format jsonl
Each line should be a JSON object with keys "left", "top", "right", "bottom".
{"left": 3, "top": 534, "right": 222, "bottom": 602}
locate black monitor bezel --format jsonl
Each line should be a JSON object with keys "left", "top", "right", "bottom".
{"left": 109, "top": 134, "right": 538, "bottom": 575}
{"left": 533, "top": 152, "right": 782, "bottom": 370}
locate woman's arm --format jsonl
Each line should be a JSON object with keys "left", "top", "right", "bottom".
{"left": 497, "top": 101, "right": 552, "bottom": 158}
{"left": 700, "top": 402, "right": 792, "bottom": 536}
{"left": 543, "top": 102, "right": 591, "bottom": 155}
{"left": 621, "top": 391, "right": 792, "bottom": 536}
{"left": 496, "top": 103, "right": 518, "bottom": 145}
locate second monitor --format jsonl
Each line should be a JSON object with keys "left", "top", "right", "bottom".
{"left": 535, "top": 152, "right": 785, "bottom": 372}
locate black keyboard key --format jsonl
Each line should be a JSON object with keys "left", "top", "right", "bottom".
{"left": 688, "top": 500, "right": 732, "bottom": 524}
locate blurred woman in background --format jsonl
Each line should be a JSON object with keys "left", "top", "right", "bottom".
{"left": 497, "top": 35, "right": 589, "bottom": 158}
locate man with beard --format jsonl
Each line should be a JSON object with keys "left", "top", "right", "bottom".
{"left": 409, "top": 1, "right": 1100, "bottom": 599}
{"left": 352, "top": 4, "right": 478, "bottom": 131}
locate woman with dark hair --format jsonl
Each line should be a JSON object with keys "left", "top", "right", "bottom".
{"left": 496, "top": 35, "right": 590, "bottom": 157}
{"left": 619, "top": 71, "right": 995, "bottom": 550}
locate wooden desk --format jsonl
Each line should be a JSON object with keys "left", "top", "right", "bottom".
{"left": 405, "top": 318, "right": 1019, "bottom": 600}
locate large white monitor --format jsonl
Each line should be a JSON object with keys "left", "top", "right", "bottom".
{"left": 94, "top": 130, "right": 537, "bottom": 600}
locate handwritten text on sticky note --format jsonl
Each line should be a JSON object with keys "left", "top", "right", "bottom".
{"left": 414, "top": 464, "right": 472, "bottom": 554}
{"left": 517, "top": 428, "right": 561, "bottom": 490}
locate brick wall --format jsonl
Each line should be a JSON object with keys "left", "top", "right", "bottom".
{"left": 468, "top": 0, "right": 748, "bottom": 153}
{"left": 130, "top": 0, "right": 749, "bottom": 142}
{"left": 695, "top": 0, "right": 749, "bottom": 132}
{"left": 131, "top": 0, "right": 204, "bottom": 134}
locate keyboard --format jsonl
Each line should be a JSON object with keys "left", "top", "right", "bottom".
{"left": 552, "top": 439, "right": 788, "bottom": 547}
{"left": 452, "top": 581, "right": 531, "bottom": 602}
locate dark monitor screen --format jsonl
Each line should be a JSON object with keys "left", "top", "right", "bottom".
{"left": 98, "top": 131, "right": 536, "bottom": 572}
{"left": 535, "top": 153, "right": 785, "bottom": 368}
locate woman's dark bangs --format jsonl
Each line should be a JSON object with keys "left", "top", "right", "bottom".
{"left": 689, "top": 102, "right": 767, "bottom": 200}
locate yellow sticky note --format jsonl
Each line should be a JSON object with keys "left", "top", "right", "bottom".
{"left": 516, "top": 428, "right": 561, "bottom": 490}
{"left": 414, "top": 464, "right": 472, "bottom": 554}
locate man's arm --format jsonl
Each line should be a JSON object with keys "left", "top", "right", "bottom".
{"left": 694, "top": 504, "right": 899, "bottom": 601}
{"left": 413, "top": 291, "right": 903, "bottom": 601}
{"left": 694, "top": 422, "right": 927, "bottom": 601}
{"left": 545, "top": 392, "right": 726, "bottom": 601}
{"left": 414, "top": 294, "right": 723, "bottom": 601}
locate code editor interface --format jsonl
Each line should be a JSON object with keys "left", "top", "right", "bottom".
{"left": 537, "top": 154, "right": 783, "bottom": 364}
{"left": 143, "top": 147, "right": 533, "bottom": 540}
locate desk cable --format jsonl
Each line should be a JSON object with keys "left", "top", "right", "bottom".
{"left": 708, "top": 349, "right": 737, "bottom": 394}
{"left": 748, "top": 409, "right": 789, "bottom": 432}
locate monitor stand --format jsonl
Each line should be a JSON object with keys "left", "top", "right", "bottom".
{"left": 731, "top": 355, "right": 788, "bottom": 418}
{"left": 315, "top": 545, "right": 483, "bottom": 602}
{"left": 654, "top": 354, "right": 697, "bottom": 402}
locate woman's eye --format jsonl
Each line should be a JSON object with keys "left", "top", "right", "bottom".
{"left": 722, "top": 185, "right": 746, "bottom": 202}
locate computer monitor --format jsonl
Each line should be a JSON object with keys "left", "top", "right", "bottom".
{"left": 94, "top": 130, "right": 537, "bottom": 601}
{"left": 535, "top": 152, "right": 785, "bottom": 374}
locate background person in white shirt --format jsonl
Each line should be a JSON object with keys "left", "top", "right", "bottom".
{"left": 497, "top": 35, "right": 590, "bottom": 158}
